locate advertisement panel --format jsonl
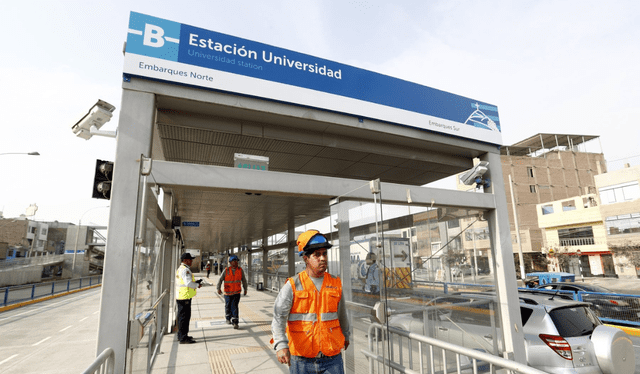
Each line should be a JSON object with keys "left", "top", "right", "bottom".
{"left": 124, "top": 12, "right": 502, "bottom": 145}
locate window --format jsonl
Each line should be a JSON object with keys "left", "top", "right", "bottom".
{"left": 558, "top": 226, "right": 595, "bottom": 246}
{"left": 562, "top": 200, "right": 576, "bottom": 212}
{"left": 605, "top": 213, "right": 640, "bottom": 235}
{"left": 530, "top": 185, "right": 537, "bottom": 193}
{"left": 41, "top": 228, "right": 48, "bottom": 236}
{"left": 599, "top": 182, "right": 640, "bottom": 205}
{"left": 527, "top": 167, "right": 534, "bottom": 178}
{"left": 541, "top": 205, "right": 554, "bottom": 215}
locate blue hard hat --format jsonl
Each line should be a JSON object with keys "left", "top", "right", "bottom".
{"left": 229, "top": 255, "right": 239, "bottom": 262}
{"left": 297, "top": 230, "right": 332, "bottom": 256}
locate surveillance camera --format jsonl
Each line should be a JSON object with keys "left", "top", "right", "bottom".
{"left": 72, "top": 100, "right": 116, "bottom": 140}
{"left": 459, "top": 161, "right": 489, "bottom": 186}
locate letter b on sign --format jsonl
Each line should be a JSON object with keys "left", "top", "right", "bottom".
{"left": 144, "top": 24, "right": 165, "bottom": 47}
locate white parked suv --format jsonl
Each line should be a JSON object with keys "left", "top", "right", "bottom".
{"left": 388, "top": 292, "right": 635, "bottom": 373}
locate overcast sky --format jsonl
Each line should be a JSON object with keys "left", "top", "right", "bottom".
{"left": 1, "top": 0, "right": 638, "bottom": 227}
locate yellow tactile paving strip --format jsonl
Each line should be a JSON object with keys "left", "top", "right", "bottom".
{"left": 206, "top": 296, "right": 275, "bottom": 372}
{"left": 209, "top": 347, "right": 268, "bottom": 373}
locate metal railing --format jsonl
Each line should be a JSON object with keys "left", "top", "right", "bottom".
{"left": 364, "top": 323, "right": 547, "bottom": 374}
{"left": 81, "top": 347, "right": 115, "bottom": 374}
{"left": 1, "top": 275, "right": 102, "bottom": 307}
{"left": 0, "top": 254, "right": 65, "bottom": 270}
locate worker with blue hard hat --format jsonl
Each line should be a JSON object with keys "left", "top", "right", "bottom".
{"left": 296, "top": 229, "right": 333, "bottom": 257}
{"left": 217, "top": 254, "right": 247, "bottom": 329}
{"left": 271, "top": 229, "right": 350, "bottom": 372}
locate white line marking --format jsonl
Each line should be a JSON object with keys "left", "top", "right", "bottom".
{"left": 93, "top": 310, "right": 99, "bottom": 314}
{"left": 0, "top": 289, "right": 100, "bottom": 322}
{"left": 80, "top": 317, "right": 88, "bottom": 322}
{"left": 59, "top": 325, "right": 72, "bottom": 332}
{"left": 32, "top": 337, "right": 51, "bottom": 346}
{"left": 0, "top": 354, "right": 19, "bottom": 365}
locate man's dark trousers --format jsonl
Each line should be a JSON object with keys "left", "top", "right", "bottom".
{"left": 224, "top": 294, "right": 241, "bottom": 324}
{"left": 176, "top": 299, "right": 192, "bottom": 341}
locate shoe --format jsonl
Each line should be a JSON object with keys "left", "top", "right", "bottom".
{"left": 233, "top": 323, "right": 239, "bottom": 329}
{"left": 226, "top": 320, "right": 232, "bottom": 325}
{"left": 179, "top": 338, "right": 196, "bottom": 344}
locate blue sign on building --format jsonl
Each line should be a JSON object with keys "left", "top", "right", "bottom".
{"left": 182, "top": 221, "right": 200, "bottom": 227}
{"left": 124, "top": 12, "right": 502, "bottom": 145}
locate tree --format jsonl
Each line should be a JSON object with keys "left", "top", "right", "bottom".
{"left": 609, "top": 242, "right": 640, "bottom": 277}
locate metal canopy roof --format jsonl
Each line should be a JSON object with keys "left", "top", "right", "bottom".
{"left": 501, "top": 133, "right": 600, "bottom": 156}
{"left": 145, "top": 86, "right": 496, "bottom": 253}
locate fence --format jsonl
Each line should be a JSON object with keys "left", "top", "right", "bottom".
{"left": 363, "top": 323, "right": 547, "bottom": 374}
{"left": 1, "top": 275, "right": 102, "bottom": 308}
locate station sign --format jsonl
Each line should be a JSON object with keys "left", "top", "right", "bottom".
{"left": 182, "top": 221, "right": 200, "bottom": 227}
{"left": 124, "top": 12, "right": 502, "bottom": 145}
{"left": 234, "top": 153, "right": 269, "bottom": 171}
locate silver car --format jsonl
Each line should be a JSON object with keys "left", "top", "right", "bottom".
{"left": 389, "top": 292, "right": 635, "bottom": 374}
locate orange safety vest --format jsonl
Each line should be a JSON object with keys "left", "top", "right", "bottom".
{"left": 286, "top": 271, "right": 345, "bottom": 358}
{"left": 223, "top": 267, "right": 243, "bottom": 295}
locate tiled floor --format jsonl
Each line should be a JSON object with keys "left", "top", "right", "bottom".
{"left": 150, "top": 272, "right": 288, "bottom": 374}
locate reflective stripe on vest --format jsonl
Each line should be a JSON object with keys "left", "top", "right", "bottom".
{"left": 175, "top": 264, "right": 196, "bottom": 300}
{"left": 286, "top": 271, "right": 345, "bottom": 358}
{"left": 223, "top": 267, "right": 242, "bottom": 295}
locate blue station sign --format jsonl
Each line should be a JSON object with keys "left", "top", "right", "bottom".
{"left": 182, "top": 221, "right": 200, "bottom": 227}
{"left": 124, "top": 12, "right": 502, "bottom": 145}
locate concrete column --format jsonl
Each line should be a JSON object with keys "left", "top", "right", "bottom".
{"left": 161, "top": 192, "right": 175, "bottom": 335}
{"left": 96, "top": 89, "right": 155, "bottom": 373}
{"left": 287, "top": 220, "right": 296, "bottom": 277}
{"left": 480, "top": 151, "right": 526, "bottom": 363}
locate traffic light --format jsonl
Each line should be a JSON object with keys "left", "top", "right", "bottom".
{"left": 92, "top": 159, "right": 114, "bottom": 200}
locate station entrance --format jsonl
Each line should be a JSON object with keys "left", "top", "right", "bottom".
{"left": 97, "top": 12, "right": 524, "bottom": 373}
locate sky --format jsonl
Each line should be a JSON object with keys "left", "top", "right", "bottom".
{"left": 1, "top": 0, "right": 639, "bottom": 227}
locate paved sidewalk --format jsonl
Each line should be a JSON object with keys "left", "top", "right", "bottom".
{"left": 148, "top": 271, "right": 287, "bottom": 374}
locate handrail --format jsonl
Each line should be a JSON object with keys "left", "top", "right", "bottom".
{"left": 136, "top": 289, "right": 169, "bottom": 327}
{"left": 81, "top": 347, "right": 115, "bottom": 374}
{"left": 364, "top": 323, "right": 548, "bottom": 374}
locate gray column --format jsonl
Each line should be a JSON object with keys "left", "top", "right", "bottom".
{"left": 160, "top": 192, "right": 175, "bottom": 335}
{"left": 287, "top": 221, "right": 296, "bottom": 277}
{"left": 480, "top": 151, "right": 526, "bottom": 363}
{"left": 262, "top": 245, "right": 268, "bottom": 288}
{"left": 96, "top": 90, "right": 155, "bottom": 373}
{"left": 336, "top": 199, "right": 354, "bottom": 371}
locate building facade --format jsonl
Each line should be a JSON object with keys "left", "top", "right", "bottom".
{"left": 536, "top": 164, "right": 640, "bottom": 278}
{"left": 457, "top": 133, "right": 606, "bottom": 275}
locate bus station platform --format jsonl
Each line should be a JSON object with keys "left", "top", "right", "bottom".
{"left": 150, "top": 271, "right": 287, "bottom": 374}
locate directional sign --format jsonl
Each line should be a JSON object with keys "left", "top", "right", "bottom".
{"left": 182, "top": 221, "right": 200, "bottom": 227}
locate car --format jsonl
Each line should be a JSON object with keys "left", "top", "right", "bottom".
{"left": 533, "top": 282, "right": 640, "bottom": 322}
{"left": 388, "top": 291, "right": 635, "bottom": 374}
{"left": 451, "top": 264, "right": 473, "bottom": 277}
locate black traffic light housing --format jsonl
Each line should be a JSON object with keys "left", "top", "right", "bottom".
{"left": 92, "top": 159, "right": 114, "bottom": 200}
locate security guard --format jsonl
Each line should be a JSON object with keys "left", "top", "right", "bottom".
{"left": 271, "top": 230, "right": 350, "bottom": 373}
{"left": 176, "top": 253, "right": 201, "bottom": 344}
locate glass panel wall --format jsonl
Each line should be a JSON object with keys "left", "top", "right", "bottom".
{"left": 126, "top": 174, "right": 168, "bottom": 373}
{"left": 332, "top": 185, "right": 503, "bottom": 374}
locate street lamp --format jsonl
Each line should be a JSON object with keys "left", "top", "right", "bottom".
{"left": 72, "top": 205, "right": 109, "bottom": 277}
{"left": 0, "top": 152, "right": 40, "bottom": 156}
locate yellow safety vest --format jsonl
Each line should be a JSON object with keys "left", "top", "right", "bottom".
{"left": 176, "top": 264, "right": 197, "bottom": 300}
